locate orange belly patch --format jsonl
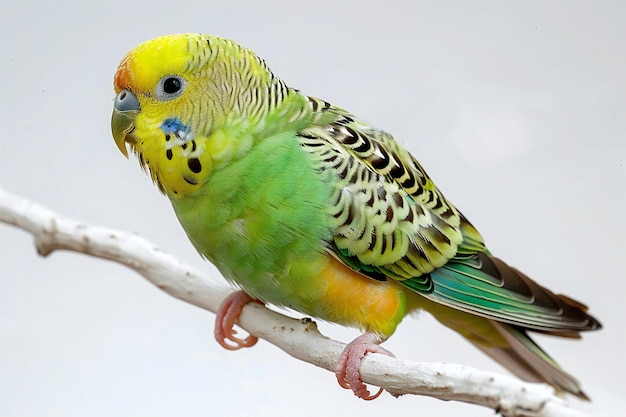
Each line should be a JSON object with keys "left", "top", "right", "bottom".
{"left": 314, "top": 254, "right": 413, "bottom": 337}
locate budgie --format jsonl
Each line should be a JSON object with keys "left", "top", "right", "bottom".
{"left": 111, "top": 33, "right": 601, "bottom": 400}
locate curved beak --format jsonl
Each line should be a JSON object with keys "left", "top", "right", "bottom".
{"left": 111, "top": 89, "right": 141, "bottom": 158}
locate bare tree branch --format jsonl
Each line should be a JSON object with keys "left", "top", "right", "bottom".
{"left": 0, "top": 186, "right": 587, "bottom": 417}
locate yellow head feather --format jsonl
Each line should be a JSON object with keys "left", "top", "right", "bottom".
{"left": 114, "top": 34, "right": 193, "bottom": 95}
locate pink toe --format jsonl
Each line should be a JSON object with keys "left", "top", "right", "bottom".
{"left": 335, "top": 333, "right": 393, "bottom": 400}
{"left": 214, "top": 291, "right": 260, "bottom": 350}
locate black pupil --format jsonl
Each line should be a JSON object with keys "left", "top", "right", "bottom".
{"left": 163, "top": 77, "right": 181, "bottom": 94}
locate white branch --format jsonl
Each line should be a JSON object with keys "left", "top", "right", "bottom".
{"left": 0, "top": 186, "right": 586, "bottom": 417}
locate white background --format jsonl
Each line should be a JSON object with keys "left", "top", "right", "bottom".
{"left": 1, "top": 1, "right": 623, "bottom": 416}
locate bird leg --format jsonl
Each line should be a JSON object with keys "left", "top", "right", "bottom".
{"left": 214, "top": 290, "right": 261, "bottom": 350}
{"left": 335, "top": 332, "right": 394, "bottom": 400}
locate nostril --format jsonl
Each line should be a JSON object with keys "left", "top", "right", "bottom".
{"left": 114, "top": 89, "right": 140, "bottom": 112}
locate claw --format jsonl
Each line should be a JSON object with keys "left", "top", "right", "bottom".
{"left": 214, "top": 290, "right": 261, "bottom": 350}
{"left": 335, "top": 333, "right": 394, "bottom": 400}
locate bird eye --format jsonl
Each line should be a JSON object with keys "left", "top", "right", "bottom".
{"left": 156, "top": 75, "right": 186, "bottom": 100}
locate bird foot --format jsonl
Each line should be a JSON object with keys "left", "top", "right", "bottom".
{"left": 214, "top": 290, "right": 261, "bottom": 350}
{"left": 335, "top": 333, "right": 394, "bottom": 400}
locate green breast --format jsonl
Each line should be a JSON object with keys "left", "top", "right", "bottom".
{"left": 170, "top": 129, "right": 336, "bottom": 304}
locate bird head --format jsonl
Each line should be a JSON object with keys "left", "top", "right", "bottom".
{"left": 111, "top": 33, "right": 291, "bottom": 197}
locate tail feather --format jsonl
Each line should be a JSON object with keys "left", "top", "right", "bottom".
{"left": 423, "top": 299, "right": 591, "bottom": 400}
{"left": 477, "top": 321, "right": 589, "bottom": 400}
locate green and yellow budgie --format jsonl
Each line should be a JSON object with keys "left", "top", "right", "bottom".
{"left": 111, "top": 34, "right": 601, "bottom": 400}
